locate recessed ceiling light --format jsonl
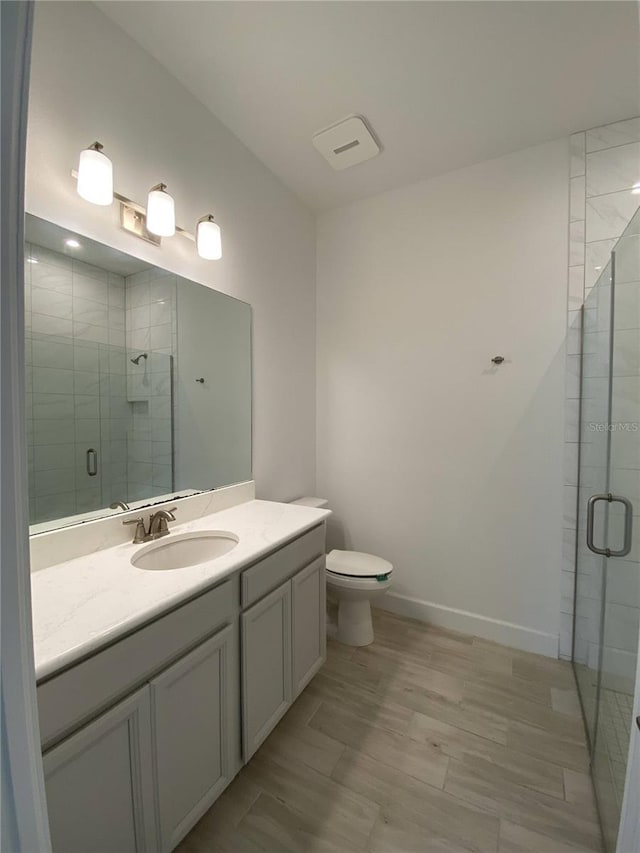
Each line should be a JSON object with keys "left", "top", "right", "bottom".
{"left": 65, "top": 238, "right": 81, "bottom": 249}
{"left": 632, "top": 181, "right": 640, "bottom": 195}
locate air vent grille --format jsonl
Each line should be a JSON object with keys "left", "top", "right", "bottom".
{"left": 312, "top": 115, "right": 380, "bottom": 171}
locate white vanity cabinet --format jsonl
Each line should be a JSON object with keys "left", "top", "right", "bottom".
{"left": 150, "top": 625, "right": 236, "bottom": 853}
{"left": 43, "top": 687, "right": 158, "bottom": 853}
{"left": 38, "top": 522, "right": 326, "bottom": 852}
{"left": 241, "top": 581, "right": 293, "bottom": 759}
{"left": 241, "top": 537, "right": 326, "bottom": 761}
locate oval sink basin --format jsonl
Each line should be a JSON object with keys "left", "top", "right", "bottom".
{"left": 131, "top": 531, "right": 239, "bottom": 571}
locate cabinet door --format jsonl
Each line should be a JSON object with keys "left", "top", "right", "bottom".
{"left": 292, "top": 556, "right": 326, "bottom": 698}
{"left": 241, "top": 582, "right": 292, "bottom": 761}
{"left": 43, "top": 687, "right": 157, "bottom": 853}
{"left": 150, "top": 625, "right": 235, "bottom": 852}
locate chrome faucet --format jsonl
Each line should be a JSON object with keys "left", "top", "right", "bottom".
{"left": 110, "top": 500, "right": 130, "bottom": 511}
{"left": 148, "top": 508, "right": 177, "bottom": 539}
{"left": 123, "top": 507, "right": 177, "bottom": 544}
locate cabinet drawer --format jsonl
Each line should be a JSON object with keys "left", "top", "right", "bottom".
{"left": 38, "top": 576, "right": 237, "bottom": 749}
{"left": 241, "top": 524, "right": 325, "bottom": 608}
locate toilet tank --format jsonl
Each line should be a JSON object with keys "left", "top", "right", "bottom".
{"left": 290, "top": 497, "right": 329, "bottom": 509}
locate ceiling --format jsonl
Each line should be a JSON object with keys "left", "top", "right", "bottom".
{"left": 97, "top": 1, "right": 639, "bottom": 212}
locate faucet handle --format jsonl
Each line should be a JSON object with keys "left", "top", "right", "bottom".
{"left": 123, "top": 517, "right": 148, "bottom": 544}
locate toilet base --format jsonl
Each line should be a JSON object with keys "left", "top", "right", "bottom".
{"left": 337, "top": 599, "right": 374, "bottom": 646}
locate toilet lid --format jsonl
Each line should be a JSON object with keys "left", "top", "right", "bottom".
{"left": 326, "top": 549, "right": 393, "bottom": 578}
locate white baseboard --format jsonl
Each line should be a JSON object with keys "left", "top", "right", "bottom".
{"left": 379, "top": 592, "right": 559, "bottom": 658}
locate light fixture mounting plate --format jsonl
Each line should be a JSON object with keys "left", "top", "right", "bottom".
{"left": 120, "top": 202, "right": 161, "bottom": 246}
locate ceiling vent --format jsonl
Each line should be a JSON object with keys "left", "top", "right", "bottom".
{"left": 312, "top": 115, "right": 380, "bottom": 171}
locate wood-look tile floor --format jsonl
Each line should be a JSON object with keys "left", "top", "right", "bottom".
{"left": 177, "top": 609, "right": 603, "bottom": 853}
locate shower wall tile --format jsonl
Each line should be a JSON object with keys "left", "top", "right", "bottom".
{"left": 26, "top": 242, "right": 133, "bottom": 525}
{"left": 586, "top": 142, "right": 640, "bottom": 197}
{"left": 586, "top": 190, "right": 640, "bottom": 242}
{"left": 569, "top": 220, "right": 585, "bottom": 266}
{"left": 562, "top": 115, "right": 640, "bottom": 664}
{"left": 570, "top": 175, "right": 586, "bottom": 222}
{"left": 586, "top": 116, "right": 640, "bottom": 153}
{"left": 570, "top": 132, "right": 586, "bottom": 178}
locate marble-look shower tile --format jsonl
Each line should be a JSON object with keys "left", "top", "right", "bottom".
{"left": 586, "top": 117, "right": 640, "bottom": 153}
{"left": 560, "top": 571, "right": 575, "bottom": 616}
{"left": 150, "top": 323, "right": 172, "bottom": 350}
{"left": 569, "top": 176, "right": 585, "bottom": 223}
{"left": 564, "top": 399, "right": 579, "bottom": 443}
{"left": 73, "top": 273, "right": 109, "bottom": 304}
{"left": 73, "top": 295, "right": 108, "bottom": 327}
{"left": 612, "top": 281, "right": 640, "bottom": 331}
{"left": 586, "top": 190, "right": 640, "bottom": 242}
{"left": 569, "top": 220, "right": 585, "bottom": 267}
{"left": 565, "top": 316, "right": 581, "bottom": 356}
{"left": 567, "top": 266, "right": 584, "bottom": 310}
{"left": 615, "top": 232, "right": 640, "bottom": 283}
{"left": 74, "top": 394, "right": 100, "bottom": 420}
{"left": 562, "top": 528, "right": 577, "bottom": 573}
{"left": 72, "top": 259, "right": 108, "bottom": 283}
{"left": 127, "top": 281, "right": 150, "bottom": 308}
{"left": 29, "top": 245, "right": 72, "bottom": 271}
{"left": 565, "top": 354, "right": 580, "bottom": 399}
{"left": 109, "top": 287, "right": 125, "bottom": 309}
{"left": 31, "top": 287, "right": 73, "bottom": 320}
{"left": 149, "top": 300, "right": 172, "bottom": 326}
{"left": 32, "top": 367, "right": 74, "bottom": 396}
{"left": 586, "top": 142, "right": 640, "bottom": 197}
{"left": 73, "top": 322, "right": 108, "bottom": 345}
{"left": 34, "top": 467, "right": 76, "bottom": 497}
{"left": 31, "top": 313, "right": 72, "bottom": 338}
{"left": 130, "top": 304, "right": 150, "bottom": 330}
{"left": 109, "top": 327, "right": 125, "bottom": 348}
{"left": 73, "top": 370, "right": 100, "bottom": 396}
{"left": 563, "top": 443, "right": 579, "bottom": 487}
{"left": 563, "top": 485, "right": 578, "bottom": 528}
{"left": 108, "top": 307, "right": 125, "bottom": 330}
{"left": 570, "top": 132, "right": 585, "bottom": 178}
{"left": 33, "top": 392, "right": 74, "bottom": 420}
{"left": 34, "top": 443, "right": 75, "bottom": 471}
{"left": 32, "top": 339, "right": 74, "bottom": 370}
{"left": 584, "top": 239, "right": 616, "bottom": 290}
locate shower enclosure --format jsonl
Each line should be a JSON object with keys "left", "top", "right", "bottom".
{"left": 573, "top": 206, "right": 640, "bottom": 850}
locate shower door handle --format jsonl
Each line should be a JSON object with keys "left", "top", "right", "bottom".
{"left": 586, "top": 493, "right": 633, "bottom": 557}
{"left": 86, "top": 448, "right": 98, "bottom": 477}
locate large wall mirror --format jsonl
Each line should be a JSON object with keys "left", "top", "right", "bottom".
{"left": 25, "top": 215, "right": 252, "bottom": 533}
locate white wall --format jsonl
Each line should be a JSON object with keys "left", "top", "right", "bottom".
{"left": 25, "top": 1, "right": 316, "bottom": 501}
{"left": 317, "top": 139, "right": 569, "bottom": 655}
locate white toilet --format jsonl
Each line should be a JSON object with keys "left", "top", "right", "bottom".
{"left": 291, "top": 497, "right": 393, "bottom": 647}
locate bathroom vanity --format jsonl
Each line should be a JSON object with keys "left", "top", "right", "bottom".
{"left": 32, "top": 496, "right": 328, "bottom": 853}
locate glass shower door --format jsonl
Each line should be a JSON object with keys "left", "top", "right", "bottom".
{"left": 590, "top": 209, "right": 640, "bottom": 850}
{"left": 573, "top": 256, "right": 613, "bottom": 749}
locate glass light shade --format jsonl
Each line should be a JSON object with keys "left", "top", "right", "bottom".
{"left": 77, "top": 146, "right": 113, "bottom": 206}
{"left": 146, "top": 186, "right": 175, "bottom": 237}
{"left": 196, "top": 216, "right": 222, "bottom": 260}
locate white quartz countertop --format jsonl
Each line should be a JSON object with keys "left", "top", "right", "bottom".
{"left": 31, "top": 499, "right": 330, "bottom": 682}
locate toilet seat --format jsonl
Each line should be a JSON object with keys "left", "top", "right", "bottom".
{"left": 326, "top": 549, "right": 393, "bottom": 580}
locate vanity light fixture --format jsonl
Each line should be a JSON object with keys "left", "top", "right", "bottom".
{"left": 76, "top": 142, "right": 113, "bottom": 206}
{"left": 72, "top": 143, "right": 222, "bottom": 260}
{"left": 146, "top": 183, "right": 176, "bottom": 237}
{"left": 196, "top": 215, "right": 222, "bottom": 260}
